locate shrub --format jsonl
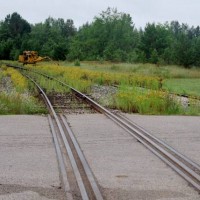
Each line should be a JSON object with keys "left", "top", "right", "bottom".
{"left": 74, "top": 59, "right": 80, "bottom": 66}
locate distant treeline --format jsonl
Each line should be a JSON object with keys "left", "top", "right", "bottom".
{"left": 0, "top": 8, "right": 200, "bottom": 67}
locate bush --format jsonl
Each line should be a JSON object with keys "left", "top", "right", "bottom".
{"left": 74, "top": 59, "right": 80, "bottom": 66}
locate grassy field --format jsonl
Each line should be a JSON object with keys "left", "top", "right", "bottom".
{"left": 163, "top": 79, "right": 200, "bottom": 97}
{"left": 60, "top": 61, "right": 200, "bottom": 98}
{"left": 23, "top": 61, "right": 199, "bottom": 115}
{"left": 83, "top": 62, "right": 200, "bottom": 97}
{"left": 61, "top": 61, "right": 200, "bottom": 78}
{"left": 1, "top": 61, "right": 200, "bottom": 115}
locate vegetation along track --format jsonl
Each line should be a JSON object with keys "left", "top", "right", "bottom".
{"left": 6, "top": 64, "right": 200, "bottom": 193}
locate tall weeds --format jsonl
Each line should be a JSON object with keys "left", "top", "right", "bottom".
{"left": 0, "top": 91, "right": 46, "bottom": 114}
{"left": 0, "top": 65, "right": 46, "bottom": 114}
{"left": 113, "top": 86, "right": 181, "bottom": 114}
{"left": 24, "top": 63, "right": 199, "bottom": 115}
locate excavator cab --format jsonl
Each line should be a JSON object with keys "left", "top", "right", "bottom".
{"left": 18, "top": 51, "right": 48, "bottom": 65}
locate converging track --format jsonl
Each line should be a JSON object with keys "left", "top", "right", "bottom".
{"left": 23, "top": 74, "right": 104, "bottom": 200}
{"left": 6, "top": 64, "right": 200, "bottom": 195}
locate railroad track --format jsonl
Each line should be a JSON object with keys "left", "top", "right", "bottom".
{"left": 48, "top": 92, "right": 96, "bottom": 114}
{"left": 23, "top": 73, "right": 104, "bottom": 200}
{"left": 6, "top": 64, "right": 200, "bottom": 193}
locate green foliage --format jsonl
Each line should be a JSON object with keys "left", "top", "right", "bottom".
{"left": 0, "top": 12, "right": 31, "bottom": 60}
{"left": 74, "top": 59, "right": 80, "bottom": 66}
{"left": 21, "top": 17, "right": 76, "bottom": 60}
{"left": 0, "top": 10, "right": 200, "bottom": 67}
{"left": 140, "top": 23, "right": 171, "bottom": 62}
{"left": 174, "top": 33, "right": 194, "bottom": 67}
{"left": 68, "top": 8, "right": 137, "bottom": 62}
{"left": 150, "top": 49, "right": 159, "bottom": 64}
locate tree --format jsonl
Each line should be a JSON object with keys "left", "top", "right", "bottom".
{"left": 150, "top": 49, "right": 159, "bottom": 64}
{"left": 22, "top": 17, "right": 76, "bottom": 60}
{"left": 169, "top": 22, "right": 199, "bottom": 67}
{"left": 174, "top": 33, "right": 194, "bottom": 67}
{"left": 193, "top": 37, "right": 200, "bottom": 66}
{"left": 2, "top": 12, "right": 31, "bottom": 38}
{"left": 139, "top": 23, "right": 171, "bottom": 63}
{"left": 68, "top": 7, "right": 138, "bottom": 61}
{"left": 0, "top": 12, "right": 31, "bottom": 59}
{"left": 0, "top": 10, "right": 199, "bottom": 67}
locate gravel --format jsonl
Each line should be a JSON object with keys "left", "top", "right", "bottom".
{"left": 90, "top": 85, "right": 117, "bottom": 106}
{"left": 0, "top": 76, "right": 13, "bottom": 93}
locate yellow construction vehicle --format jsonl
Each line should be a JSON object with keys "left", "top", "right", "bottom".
{"left": 18, "top": 51, "right": 51, "bottom": 65}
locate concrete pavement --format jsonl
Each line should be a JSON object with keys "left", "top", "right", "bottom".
{"left": 0, "top": 115, "right": 65, "bottom": 200}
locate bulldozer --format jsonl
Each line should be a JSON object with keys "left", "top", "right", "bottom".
{"left": 18, "top": 51, "right": 51, "bottom": 65}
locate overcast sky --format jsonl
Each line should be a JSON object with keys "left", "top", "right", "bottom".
{"left": 0, "top": 0, "right": 199, "bottom": 29}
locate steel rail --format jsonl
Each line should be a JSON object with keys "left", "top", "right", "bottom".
{"left": 7, "top": 64, "right": 200, "bottom": 191}
{"left": 60, "top": 114, "right": 103, "bottom": 200}
{"left": 114, "top": 112, "right": 200, "bottom": 171}
{"left": 71, "top": 91, "right": 200, "bottom": 191}
{"left": 48, "top": 115, "right": 73, "bottom": 200}
{"left": 101, "top": 111, "right": 200, "bottom": 191}
{"left": 21, "top": 73, "right": 104, "bottom": 200}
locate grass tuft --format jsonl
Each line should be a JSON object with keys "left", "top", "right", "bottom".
{"left": 0, "top": 92, "right": 46, "bottom": 115}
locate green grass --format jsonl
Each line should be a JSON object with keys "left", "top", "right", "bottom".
{"left": 3, "top": 61, "right": 200, "bottom": 115}
{"left": 27, "top": 62, "right": 200, "bottom": 115}
{"left": 163, "top": 78, "right": 200, "bottom": 98}
{"left": 0, "top": 92, "right": 47, "bottom": 115}
{"left": 112, "top": 86, "right": 181, "bottom": 114}
{"left": 61, "top": 61, "right": 200, "bottom": 78}
{"left": 28, "top": 72, "right": 71, "bottom": 94}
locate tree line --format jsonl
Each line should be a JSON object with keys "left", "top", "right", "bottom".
{"left": 0, "top": 8, "right": 200, "bottom": 67}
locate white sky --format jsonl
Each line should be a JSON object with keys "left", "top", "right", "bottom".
{"left": 0, "top": 0, "right": 199, "bottom": 28}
